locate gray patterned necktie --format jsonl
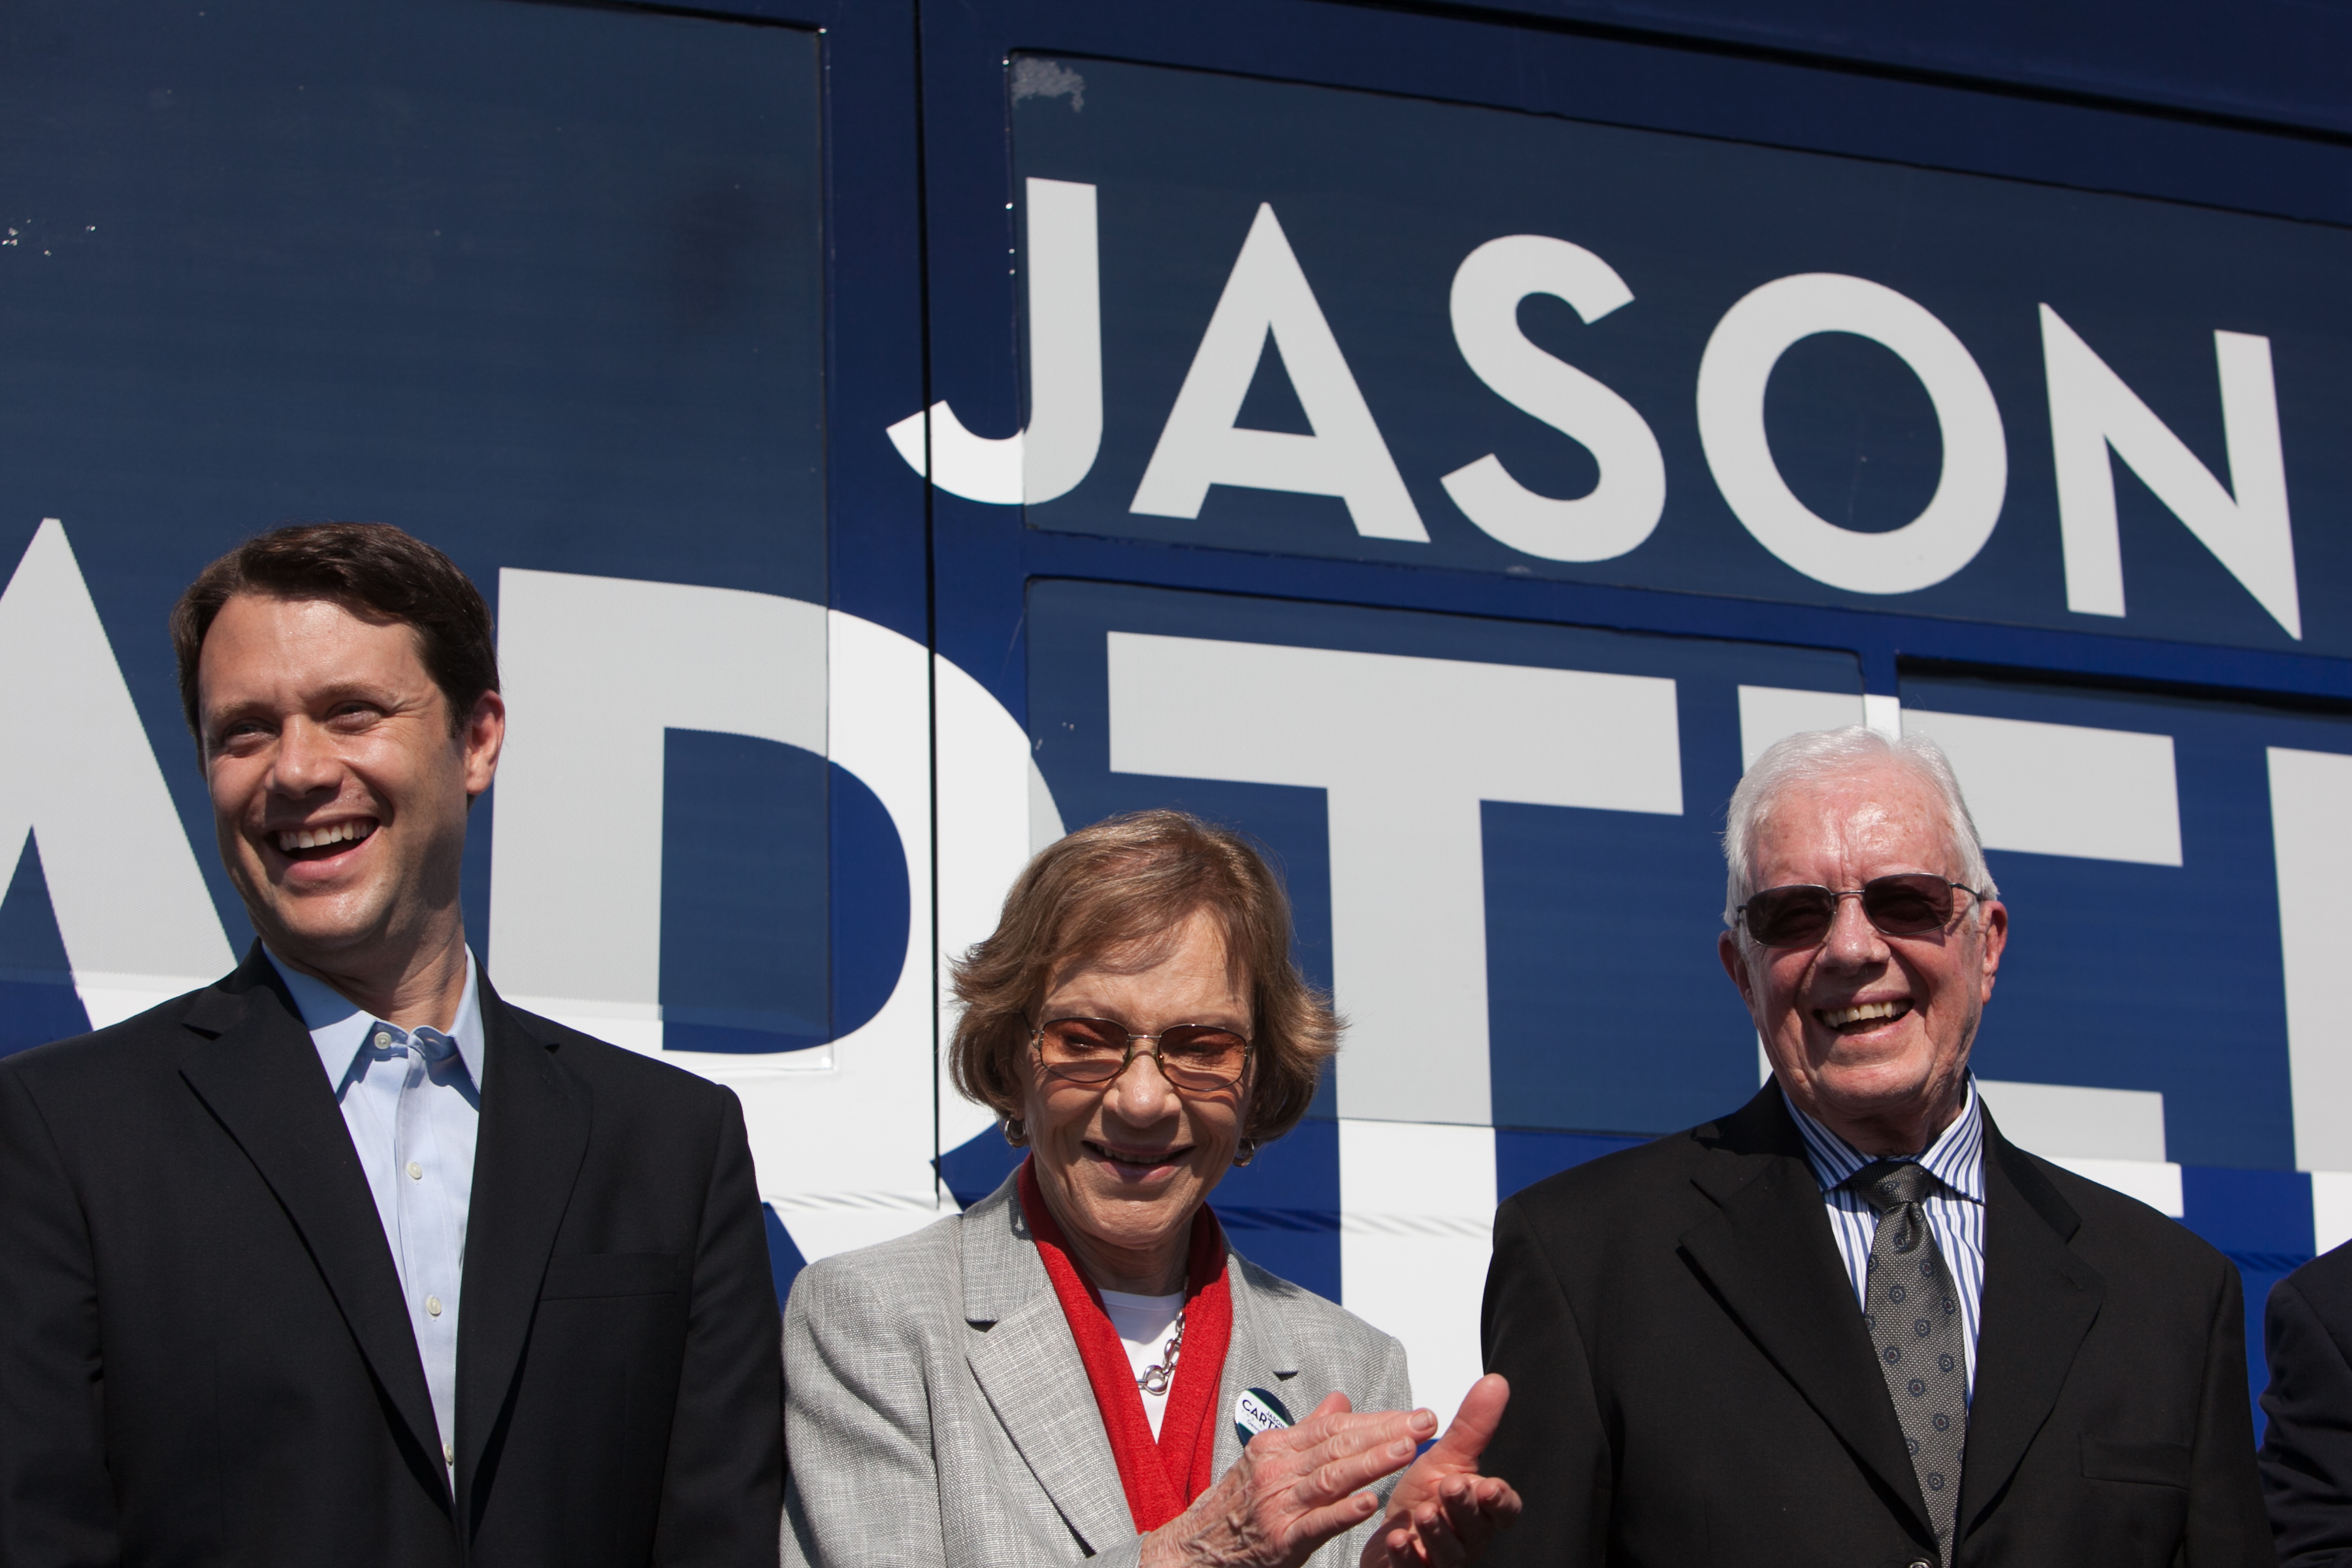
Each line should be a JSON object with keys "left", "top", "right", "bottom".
{"left": 1852, "top": 1160, "right": 1968, "bottom": 1567}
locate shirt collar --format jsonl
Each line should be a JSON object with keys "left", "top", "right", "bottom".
{"left": 264, "top": 945, "right": 487, "bottom": 1092}
{"left": 1783, "top": 1075, "right": 1985, "bottom": 1203}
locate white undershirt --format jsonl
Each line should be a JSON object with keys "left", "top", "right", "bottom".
{"left": 1099, "top": 1289, "right": 1186, "bottom": 1437}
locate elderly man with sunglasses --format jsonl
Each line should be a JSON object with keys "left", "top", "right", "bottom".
{"left": 1479, "top": 725, "right": 2268, "bottom": 1568}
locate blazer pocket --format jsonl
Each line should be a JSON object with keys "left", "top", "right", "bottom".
{"left": 540, "top": 1251, "right": 684, "bottom": 1301}
{"left": 2079, "top": 1434, "right": 2193, "bottom": 1488}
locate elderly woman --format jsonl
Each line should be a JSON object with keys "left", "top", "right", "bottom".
{"left": 783, "top": 809, "right": 1519, "bottom": 1568}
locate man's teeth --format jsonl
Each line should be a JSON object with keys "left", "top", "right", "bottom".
{"left": 1825, "top": 1000, "right": 1906, "bottom": 1026}
{"left": 277, "top": 821, "right": 374, "bottom": 852}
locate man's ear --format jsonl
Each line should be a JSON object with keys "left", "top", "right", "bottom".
{"left": 462, "top": 689, "right": 506, "bottom": 800}
{"left": 1718, "top": 929, "right": 1759, "bottom": 1016}
{"left": 1974, "top": 898, "right": 2008, "bottom": 1002}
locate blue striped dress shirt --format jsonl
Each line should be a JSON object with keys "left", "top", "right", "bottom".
{"left": 1784, "top": 1077, "right": 1987, "bottom": 1396}
{"left": 267, "top": 948, "right": 485, "bottom": 1471}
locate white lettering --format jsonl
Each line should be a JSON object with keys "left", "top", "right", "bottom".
{"left": 2267, "top": 746, "right": 2352, "bottom": 1173}
{"left": 1130, "top": 204, "right": 1426, "bottom": 541}
{"left": 2040, "top": 306, "right": 2298, "bottom": 638}
{"left": 490, "top": 568, "right": 1056, "bottom": 1258}
{"left": 1105, "top": 631, "right": 1680, "bottom": 1125}
{"left": 1441, "top": 235, "right": 1665, "bottom": 561}
{"left": 0, "top": 520, "right": 232, "bottom": 1024}
{"left": 887, "top": 178, "right": 1102, "bottom": 506}
{"left": 1697, "top": 274, "right": 2006, "bottom": 595}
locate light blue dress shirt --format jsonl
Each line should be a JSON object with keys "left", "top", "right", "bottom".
{"left": 267, "top": 947, "right": 485, "bottom": 1471}
{"left": 1786, "top": 1076, "right": 1988, "bottom": 1396}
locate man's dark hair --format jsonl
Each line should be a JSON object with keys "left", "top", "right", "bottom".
{"left": 171, "top": 523, "right": 499, "bottom": 742}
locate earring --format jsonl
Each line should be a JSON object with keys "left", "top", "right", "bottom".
{"left": 1233, "top": 1139, "right": 1257, "bottom": 1167}
{"left": 1002, "top": 1118, "right": 1026, "bottom": 1147}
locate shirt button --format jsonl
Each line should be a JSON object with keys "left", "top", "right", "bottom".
{"left": 425, "top": 1295, "right": 442, "bottom": 1317}
{"left": 443, "top": 1441, "right": 454, "bottom": 1466}
{"left": 374, "top": 1030, "right": 392, "bottom": 1047}
{"left": 408, "top": 1161, "right": 423, "bottom": 1181}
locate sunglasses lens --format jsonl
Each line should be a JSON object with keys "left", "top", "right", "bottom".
{"left": 1037, "top": 1019, "right": 1126, "bottom": 1081}
{"left": 1744, "top": 886, "right": 1836, "bottom": 947}
{"left": 1861, "top": 875, "right": 1956, "bottom": 935}
{"left": 1155, "top": 1026, "right": 1249, "bottom": 1090}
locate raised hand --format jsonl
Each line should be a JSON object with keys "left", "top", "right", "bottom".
{"left": 1363, "top": 1375, "right": 1522, "bottom": 1568}
{"left": 1142, "top": 1392, "right": 1438, "bottom": 1568}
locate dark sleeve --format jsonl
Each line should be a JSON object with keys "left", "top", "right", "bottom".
{"left": 2261, "top": 1271, "right": 2352, "bottom": 1565}
{"left": 2181, "top": 1257, "right": 2272, "bottom": 1567}
{"left": 0, "top": 1064, "right": 120, "bottom": 1566}
{"left": 651, "top": 1089, "right": 785, "bottom": 1568}
{"left": 1479, "top": 1195, "right": 1609, "bottom": 1568}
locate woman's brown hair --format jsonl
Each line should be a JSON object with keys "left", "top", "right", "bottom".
{"left": 948, "top": 809, "right": 1341, "bottom": 1151}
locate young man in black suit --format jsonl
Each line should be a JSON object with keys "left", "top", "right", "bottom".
{"left": 1481, "top": 725, "right": 2268, "bottom": 1568}
{"left": 0, "top": 524, "right": 782, "bottom": 1566}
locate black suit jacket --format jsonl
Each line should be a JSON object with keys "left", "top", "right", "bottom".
{"left": 2257, "top": 1237, "right": 2352, "bottom": 1563}
{"left": 1481, "top": 1085, "right": 2267, "bottom": 1568}
{"left": 0, "top": 945, "right": 782, "bottom": 1567}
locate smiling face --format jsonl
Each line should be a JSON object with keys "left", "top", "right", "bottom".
{"left": 1021, "top": 906, "right": 1252, "bottom": 1295}
{"left": 1718, "top": 760, "right": 2007, "bottom": 1156}
{"left": 198, "top": 593, "right": 502, "bottom": 1000}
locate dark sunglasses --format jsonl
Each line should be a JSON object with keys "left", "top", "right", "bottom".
{"left": 1736, "top": 873, "right": 1985, "bottom": 949}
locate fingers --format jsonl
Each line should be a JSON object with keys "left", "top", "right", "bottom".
{"left": 1379, "top": 1475, "right": 1524, "bottom": 1568}
{"left": 1290, "top": 1486, "right": 1384, "bottom": 1548}
{"left": 1294, "top": 1424, "right": 1425, "bottom": 1508}
{"left": 1422, "top": 1374, "right": 1511, "bottom": 1467}
{"left": 1269, "top": 1405, "right": 1436, "bottom": 1501}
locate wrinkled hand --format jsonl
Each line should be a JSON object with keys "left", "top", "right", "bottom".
{"left": 1141, "top": 1392, "right": 1437, "bottom": 1568}
{"left": 1362, "top": 1375, "right": 1522, "bottom": 1568}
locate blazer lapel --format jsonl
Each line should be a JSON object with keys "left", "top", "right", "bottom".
{"left": 452, "top": 981, "right": 590, "bottom": 1513}
{"left": 960, "top": 1176, "right": 1136, "bottom": 1554}
{"left": 1676, "top": 1088, "right": 1930, "bottom": 1543}
{"left": 1955, "top": 1119, "right": 2102, "bottom": 1540}
{"left": 177, "top": 947, "right": 447, "bottom": 1484}
{"left": 1213, "top": 1249, "right": 1300, "bottom": 1477}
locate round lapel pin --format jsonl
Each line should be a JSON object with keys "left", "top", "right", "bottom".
{"left": 1232, "top": 1386, "right": 1295, "bottom": 1446}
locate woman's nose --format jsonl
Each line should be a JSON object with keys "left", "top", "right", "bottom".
{"left": 1105, "top": 1049, "right": 1180, "bottom": 1120}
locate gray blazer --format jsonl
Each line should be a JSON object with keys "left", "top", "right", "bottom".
{"left": 782, "top": 1171, "right": 1411, "bottom": 1567}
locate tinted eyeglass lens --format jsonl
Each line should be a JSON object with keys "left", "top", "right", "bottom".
{"left": 1038, "top": 1019, "right": 1129, "bottom": 1081}
{"left": 1743, "top": 885, "right": 1837, "bottom": 947}
{"left": 1741, "top": 875, "right": 1961, "bottom": 947}
{"left": 1860, "top": 874, "right": 1957, "bottom": 935}
{"left": 1156, "top": 1026, "right": 1249, "bottom": 1088}
{"left": 1036, "top": 1019, "right": 1249, "bottom": 1088}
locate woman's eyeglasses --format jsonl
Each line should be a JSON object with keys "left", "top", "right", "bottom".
{"left": 1735, "top": 873, "right": 1985, "bottom": 949}
{"left": 1030, "top": 1017, "right": 1252, "bottom": 1093}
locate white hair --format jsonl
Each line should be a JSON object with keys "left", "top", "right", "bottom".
{"left": 1722, "top": 725, "right": 1998, "bottom": 929}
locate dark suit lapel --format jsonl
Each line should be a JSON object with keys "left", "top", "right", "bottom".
{"left": 1955, "top": 1119, "right": 2102, "bottom": 1539}
{"left": 1677, "top": 1088, "right": 1930, "bottom": 1543}
{"left": 177, "top": 946, "right": 447, "bottom": 1483}
{"left": 453, "top": 979, "right": 589, "bottom": 1512}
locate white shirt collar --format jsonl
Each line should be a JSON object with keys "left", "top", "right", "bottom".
{"left": 1783, "top": 1074, "right": 1986, "bottom": 1204}
{"left": 264, "top": 945, "right": 488, "bottom": 1092}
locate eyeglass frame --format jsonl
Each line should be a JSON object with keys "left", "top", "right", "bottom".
{"left": 1730, "top": 874, "right": 1990, "bottom": 949}
{"left": 1026, "top": 1016, "right": 1256, "bottom": 1094}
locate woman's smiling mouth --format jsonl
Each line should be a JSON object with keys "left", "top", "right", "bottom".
{"left": 1083, "top": 1139, "right": 1191, "bottom": 1178}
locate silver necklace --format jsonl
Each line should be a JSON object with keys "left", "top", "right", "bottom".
{"left": 1137, "top": 1309, "right": 1186, "bottom": 1396}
